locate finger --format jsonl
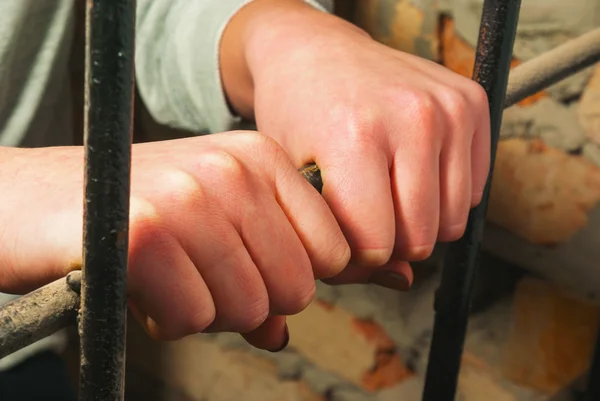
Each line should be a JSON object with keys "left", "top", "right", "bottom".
{"left": 182, "top": 225, "right": 270, "bottom": 334}
{"left": 317, "top": 141, "right": 395, "bottom": 267}
{"left": 437, "top": 93, "right": 475, "bottom": 242}
{"left": 237, "top": 193, "right": 316, "bottom": 317}
{"left": 470, "top": 91, "right": 491, "bottom": 207}
{"left": 214, "top": 131, "right": 350, "bottom": 279}
{"left": 241, "top": 315, "right": 289, "bottom": 352}
{"left": 423, "top": 73, "right": 491, "bottom": 207}
{"left": 127, "top": 230, "right": 215, "bottom": 341}
{"left": 391, "top": 134, "right": 440, "bottom": 261}
{"left": 149, "top": 166, "right": 271, "bottom": 334}
{"left": 274, "top": 159, "right": 351, "bottom": 279}
{"left": 322, "top": 260, "right": 413, "bottom": 291}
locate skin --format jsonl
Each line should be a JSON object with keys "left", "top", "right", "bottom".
{"left": 0, "top": 0, "right": 490, "bottom": 351}
{"left": 222, "top": 0, "right": 490, "bottom": 264}
{"left": 0, "top": 133, "right": 350, "bottom": 350}
{"left": 220, "top": 0, "right": 489, "bottom": 344}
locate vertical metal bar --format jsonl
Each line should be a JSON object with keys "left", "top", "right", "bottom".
{"left": 584, "top": 329, "right": 600, "bottom": 400}
{"left": 421, "top": 1, "right": 521, "bottom": 400}
{"left": 79, "top": 1, "right": 136, "bottom": 401}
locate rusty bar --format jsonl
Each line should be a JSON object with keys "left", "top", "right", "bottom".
{"left": 505, "top": 26, "right": 600, "bottom": 108}
{"left": 421, "top": 1, "right": 521, "bottom": 400}
{"left": 79, "top": 1, "right": 136, "bottom": 401}
{"left": 0, "top": 271, "right": 81, "bottom": 359}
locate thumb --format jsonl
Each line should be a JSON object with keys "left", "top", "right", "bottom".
{"left": 241, "top": 315, "right": 289, "bottom": 352}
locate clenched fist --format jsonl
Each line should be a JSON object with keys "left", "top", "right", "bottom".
{"left": 222, "top": 0, "right": 490, "bottom": 284}
{"left": 0, "top": 132, "right": 350, "bottom": 350}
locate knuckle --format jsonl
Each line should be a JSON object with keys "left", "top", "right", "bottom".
{"left": 200, "top": 148, "right": 247, "bottom": 185}
{"left": 157, "top": 168, "right": 203, "bottom": 204}
{"left": 396, "top": 225, "right": 436, "bottom": 262}
{"left": 407, "top": 243, "right": 435, "bottom": 261}
{"left": 401, "top": 89, "right": 437, "bottom": 141}
{"left": 182, "top": 305, "right": 217, "bottom": 335}
{"left": 442, "top": 89, "right": 469, "bottom": 121}
{"left": 330, "top": 106, "right": 381, "bottom": 151}
{"left": 233, "top": 130, "right": 285, "bottom": 162}
{"left": 129, "top": 196, "right": 160, "bottom": 231}
{"left": 128, "top": 215, "right": 169, "bottom": 265}
{"left": 232, "top": 130, "right": 270, "bottom": 147}
{"left": 356, "top": 247, "right": 394, "bottom": 268}
{"left": 405, "top": 89, "right": 436, "bottom": 121}
{"left": 279, "top": 280, "right": 316, "bottom": 315}
{"left": 318, "top": 240, "right": 351, "bottom": 279}
{"left": 439, "top": 222, "right": 467, "bottom": 242}
{"left": 235, "top": 297, "right": 270, "bottom": 333}
{"left": 145, "top": 303, "right": 216, "bottom": 340}
{"left": 468, "top": 81, "right": 489, "bottom": 106}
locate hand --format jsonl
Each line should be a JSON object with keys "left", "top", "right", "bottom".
{"left": 0, "top": 131, "right": 350, "bottom": 350}
{"left": 223, "top": 0, "right": 490, "bottom": 284}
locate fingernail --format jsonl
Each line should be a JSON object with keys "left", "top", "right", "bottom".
{"left": 268, "top": 324, "right": 290, "bottom": 353}
{"left": 368, "top": 271, "right": 411, "bottom": 291}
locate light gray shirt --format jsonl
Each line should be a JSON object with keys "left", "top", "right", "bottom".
{"left": 0, "top": 0, "right": 331, "bottom": 369}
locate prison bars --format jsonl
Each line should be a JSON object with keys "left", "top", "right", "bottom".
{"left": 7, "top": 26, "right": 600, "bottom": 356}
{"left": 2, "top": 1, "right": 600, "bottom": 400}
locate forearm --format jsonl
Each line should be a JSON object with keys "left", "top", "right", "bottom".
{"left": 0, "top": 146, "right": 83, "bottom": 294}
{"left": 0, "top": 146, "right": 34, "bottom": 290}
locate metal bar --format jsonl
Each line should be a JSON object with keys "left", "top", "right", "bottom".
{"left": 584, "top": 329, "right": 600, "bottom": 400}
{"left": 79, "top": 1, "right": 136, "bottom": 401}
{"left": 0, "top": 271, "right": 81, "bottom": 359}
{"left": 421, "top": 1, "right": 521, "bottom": 400}
{"left": 505, "top": 26, "right": 600, "bottom": 108}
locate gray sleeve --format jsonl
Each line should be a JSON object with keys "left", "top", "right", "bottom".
{"left": 135, "top": 0, "right": 333, "bottom": 135}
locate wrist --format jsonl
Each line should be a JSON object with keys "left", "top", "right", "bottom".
{"left": 244, "top": 1, "right": 370, "bottom": 72}
{"left": 220, "top": 0, "right": 369, "bottom": 119}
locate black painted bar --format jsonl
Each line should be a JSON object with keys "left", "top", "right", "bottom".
{"left": 584, "top": 329, "right": 600, "bottom": 400}
{"left": 79, "top": 1, "right": 136, "bottom": 401}
{"left": 421, "top": 1, "right": 521, "bottom": 400}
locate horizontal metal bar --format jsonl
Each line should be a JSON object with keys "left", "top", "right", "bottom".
{"left": 505, "top": 26, "right": 600, "bottom": 108}
{"left": 0, "top": 271, "right": 81, "bottom": 359}
{"left": 1, "top": 23, "right": 600, "bottom": 360}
